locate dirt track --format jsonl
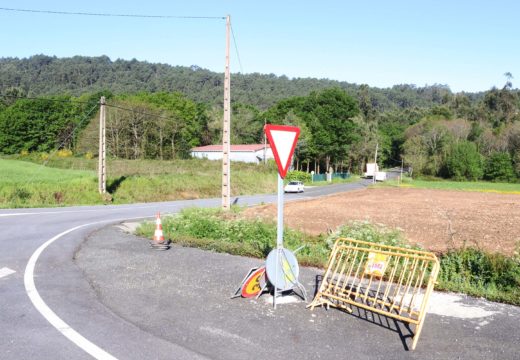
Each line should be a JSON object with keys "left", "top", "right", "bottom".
{"left": 244, "top": 188, "right": 520, "bottom": 255}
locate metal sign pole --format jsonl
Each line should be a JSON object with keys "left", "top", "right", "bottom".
{"left": 277, "top": 173, "right": 284, "bottom": 249}
{"left": 274, "top": 173, "right": 284, "bottom": 308}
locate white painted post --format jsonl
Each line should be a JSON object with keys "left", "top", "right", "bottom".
{"left": 222, "top": 15, "right": 231, "bottom": 210}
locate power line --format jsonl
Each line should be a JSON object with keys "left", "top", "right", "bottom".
{"left": 21, "top": 103, "right": 100, "bottom": 185}
{"left": 0, "top": 94, "right": 94, "bottom": 105}
{"left": 230, "top": 23, "right": 244, "bottom": 73}
{"left": 105, "top": 103, "right": 174, "bottom": 121}
{"left": 0, "top": 7, "right": 225, "bottom": 20}
{"left": 0, "top": 94, "right": 187, "bottom": 121}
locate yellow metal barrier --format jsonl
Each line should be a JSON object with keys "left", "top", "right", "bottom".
{"left": 308, "top": 238, "right": 440, "bottom": 350}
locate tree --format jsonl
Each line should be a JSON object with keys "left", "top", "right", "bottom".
{"left": 484, "top": 152, "right": 516, "bottom": 182}
{"left": 301, "top": 88, "right": 360, "bottom": 171}
{"left": 445, "top": 141, "right": 483, "bottom": 181}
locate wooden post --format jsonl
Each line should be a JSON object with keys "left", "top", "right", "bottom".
{"left": 98, "top": 96, "right": 106, "bottom": 194}
{"left": 222, "top": 15, "right": 231, "bottom": 209}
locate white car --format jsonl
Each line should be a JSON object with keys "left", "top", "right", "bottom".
{"left": 284, "top": 181, "right": 304, "bottom": 193}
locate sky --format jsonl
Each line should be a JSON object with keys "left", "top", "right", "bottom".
{"left": 0, "top": 0, "right": 519, "bottom": 93}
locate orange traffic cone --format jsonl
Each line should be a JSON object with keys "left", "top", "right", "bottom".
{"left": 151, "top": 212, "right": 170, "bottom": 250}
{"left": 154, "top": 212, "right": 165, "bottom": 242}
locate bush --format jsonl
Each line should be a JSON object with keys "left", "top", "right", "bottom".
{"left": 445, "top": 141, "right": 483, "bottom": 181}
{"left": 327, "top": 221, "right": 416, "bottom": 249}
{"left": 484, "top": 152, "right": 516, "bottom": 182}
{"left": 56, "top": 149, "right": 73, "bottom": 158}
{"left": 438, "top": 248, "right": 520, "bottom": 305}
{"left": 285, "top": 170, "right": 311, "bottom": 183}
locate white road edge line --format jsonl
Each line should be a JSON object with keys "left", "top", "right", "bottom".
{"left": 0, "top": 202, "right": 190, "bottom": 217}
{"left": 24, "top": 223, "right": 118, "bottom": 360}
{"left": 24, "top": 216, "right": 151, "bottom": 360}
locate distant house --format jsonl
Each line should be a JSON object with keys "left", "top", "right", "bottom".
{"left": 190, "top": 144, "right": 273, "bottom": 164}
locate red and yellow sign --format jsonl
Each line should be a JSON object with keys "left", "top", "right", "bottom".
{"left": 241, "top": 267, "right": 266, "bottom": 298}
{"left": 365, "top": 252, "right": 387, "bottom": 277}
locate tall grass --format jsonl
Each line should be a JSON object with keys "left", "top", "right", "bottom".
{"left": 437, "top": 247, "right": 520, "bottom": 305}
{"left": 0, "top": 157, "right": 278, "bottom": 207}
{"left": 0, "top": 159, "right": 101, "bottom": 207}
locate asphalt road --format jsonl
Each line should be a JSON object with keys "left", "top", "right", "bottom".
{"left": 0, "top": 178, "right": 372, "bottom": 359}
{"left": 1, "top": 175, "right": 519, "bottom": 359}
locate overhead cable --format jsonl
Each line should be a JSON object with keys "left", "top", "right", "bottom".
{"left": 0, "top": 7, "right": 225, "bottom": 20}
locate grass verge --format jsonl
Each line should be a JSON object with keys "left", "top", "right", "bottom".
{"left": 374, "top": 176, "right": 520, "bottom": 194}
{"left": 0, "top": 159, "right": 102, "bottom": 208}
{"left": 137, "top": 208, "right": 520, "bottom": 306}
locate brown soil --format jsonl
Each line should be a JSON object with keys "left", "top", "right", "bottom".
{"left": 242, "top": 188, "right": 520, "bottom": 255}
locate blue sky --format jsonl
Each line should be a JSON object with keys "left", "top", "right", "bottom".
{"left": 0, "top": 0, "right": 518, "bottom": 92}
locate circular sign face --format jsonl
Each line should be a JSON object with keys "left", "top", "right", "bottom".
{"left": 265, "top": 248, "right": 300, "bottom": 291}
{"left": 241, "top": 267, "right": 266, "bottom": 298}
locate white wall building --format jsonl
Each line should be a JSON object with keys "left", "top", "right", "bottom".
{"left": 190, "top": 144, "right": 273, "bottom": 164}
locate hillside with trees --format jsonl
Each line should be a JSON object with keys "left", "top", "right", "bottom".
{"left": 0, "top": 55, "right": 470, "bottom": 110}
{"left": 0, "top": 55, "right": 519, "bottom": 182}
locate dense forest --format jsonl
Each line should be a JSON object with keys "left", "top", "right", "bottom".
{"left": 1, "top": 55, "right": 519, "bottom": 182}
{"left": 0, "top": 55, "right": 477, "bottom": 110}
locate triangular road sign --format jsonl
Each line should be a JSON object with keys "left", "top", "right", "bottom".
{"left": 264, "top": 124, "right": 300, "bottom": 178}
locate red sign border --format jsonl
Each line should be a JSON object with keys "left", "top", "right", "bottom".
{"left": 241, "top": 266, "right": 266, "bottom": 298}
{"left": 264, "top": 124, "right": 300, "bottom": 179}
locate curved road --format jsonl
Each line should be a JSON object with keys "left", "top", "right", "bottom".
{"left": 0, "top": 178, "right": 374, "bottom": 359}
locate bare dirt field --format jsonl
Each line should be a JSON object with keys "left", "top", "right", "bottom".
{"left": 243, "top": 188, "right": 520, "bottom": 255}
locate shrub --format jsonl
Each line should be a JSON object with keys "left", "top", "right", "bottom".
{"left": 445, "top": 141, "right": 483, "bottom": 181}
{"left": 285, "top": 170, "right": 311, "bottom": 183}
{"left": 56, "top": 149, "right": 73, "bottom": 158}
{"left": 438, "top": 248, "right": 520, "bottom": 305}
{"left": 84, "top": 151, "right": 94, "bottom": 160}
{"left": 327, "top": 221, "right": 416, "bottom": 249}
{"left": 484, "top": 152, "right": 516, "bottom": 182}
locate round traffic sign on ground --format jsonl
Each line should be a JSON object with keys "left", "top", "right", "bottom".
{"left": 265, "top": 248, "right": 299, "bottom": 291}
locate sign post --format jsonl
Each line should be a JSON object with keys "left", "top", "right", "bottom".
{"left": 264, "top": 124, "right": 306, "bottom": 308}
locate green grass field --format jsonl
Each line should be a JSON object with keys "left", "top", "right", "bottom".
{"left": 0, "top": 159, "right": 100, "bottom": 207}
{"left": 0, "top": 157, "right": 281, "bottom": 208}
{"left": 375, "top": 176, "right": 520, "bottom": 194}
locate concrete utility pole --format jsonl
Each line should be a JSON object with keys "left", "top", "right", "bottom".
{"left": 373, "top": 142, "right": 378, "bottom": 184}
{"left": 98, "top": 96, "right": 106, "bottom": 194}
{"left": 222, "top": 15, "right": 231, "bottom": 209}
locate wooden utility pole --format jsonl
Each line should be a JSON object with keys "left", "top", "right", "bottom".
{"left": 222, "top": 15, "right": 231, "bottom": 209}
{"left": 98, "top": 96, "right": 106, "bottom": 194}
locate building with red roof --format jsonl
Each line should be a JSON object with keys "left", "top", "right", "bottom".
{"left": 190, "top": 144, "right": 273, "bottom": 164}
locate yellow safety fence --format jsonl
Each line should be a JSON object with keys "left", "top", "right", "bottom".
{"left": 308, "top": 238, "right": 440, "bottom": 350}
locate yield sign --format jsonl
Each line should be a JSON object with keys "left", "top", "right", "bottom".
{"left": 264, "top": 124, "right": 300, "bottom": 178}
